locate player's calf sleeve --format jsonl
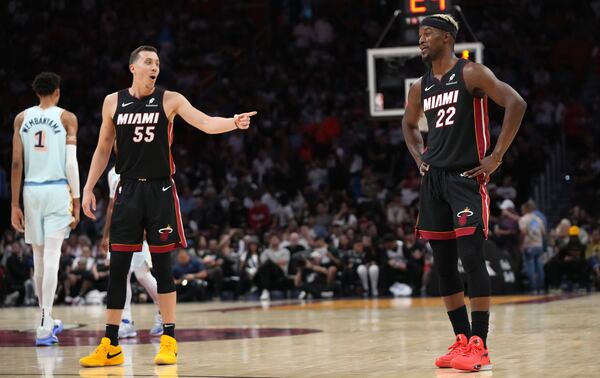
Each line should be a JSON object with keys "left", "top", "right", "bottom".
{"left": 134, "top": 267, "right": 159, "bottom": 303}
{"left": 41, "top": 228, "right": 67, "bottom": 312}
{"left": 457, "top": 229, "right": 490, "bottom": 298}
{"left": 107, "top": 252, "right": 134, "bottom": 309}
{"left": 430, "top": 239, "right": 464, "bottom": 297}
{"left": 151, "top": 252, "right": 175, "bottom": 294}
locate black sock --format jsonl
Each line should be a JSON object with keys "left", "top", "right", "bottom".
{"left": 471, "top": 311, "right": 489, "bottom": 347}
{"left": 447, "top": 305, "right": 471, "bottom": 338}
{"left": 163, "top": 323, "right": 175, "bottom": 338}
{"left": 105, "top": 324, "right": 119, "bottom": 346}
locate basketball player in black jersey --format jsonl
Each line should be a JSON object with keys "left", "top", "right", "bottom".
{"left": 79, "top": 45, "right": 256, "bottom": 367}
{"left": 402, "top": 15, "right": 526, "bottom": 371}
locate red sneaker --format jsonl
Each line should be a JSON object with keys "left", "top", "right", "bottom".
{"left": 434, "top": 334, "right": 468, "bottom": 368}
{"left": 451, "top": 335, "right": 492, "bottom": 371}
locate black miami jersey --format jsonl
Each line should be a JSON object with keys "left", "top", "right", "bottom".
{"left": 420, "top": 59, "right": 490, "bottom": 170}
{"left": 112, "top": 88, "right": 175, "bottom": 179}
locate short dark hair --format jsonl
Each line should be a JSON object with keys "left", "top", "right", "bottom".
{"left": 129, "top": 45, "right": 158, "bottom": 65}
{"left": 32, "top": 72, "right": 61, "bottom": 96}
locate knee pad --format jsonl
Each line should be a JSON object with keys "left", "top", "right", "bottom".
{"left": 430, "top": 239, "right": 464, "bottom": 297}
{"left": 106, "top": 253, "right": 133, "bottom": 309}
{"left": 457, "top": 229, "right": 490, "bottom": 298}
{"left": 151, "top": 253, "right": 175, "bottom": 294}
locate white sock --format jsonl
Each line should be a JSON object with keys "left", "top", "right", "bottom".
{"left": 368, "top": 265, "right": 379, "bottom": 292}
{"left": 134, "top": 266, "right": 159, "bottom": 306}
{"left": 41, "top": 228, "right": 67, "bottom": 315}
{"left": 122, "top": 271, "right": 133, "bottom": 321}
{"left": 357, "top": 265, "right": 369, "bottom": 291}
{"left": 32, "top": 245, "right": 44, "bottom": 308}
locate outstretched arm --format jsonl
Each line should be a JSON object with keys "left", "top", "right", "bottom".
{"left": 82, "top": 93, "right": 117, "bottom": 219}
{"left": 10, "top": 112, "right": 25, "bottom": 232}
{"left": 165, "top": 91, "right": 257, "bottom": 134}
{"left": 401, "top": 79, "right": 429, "bottom": 176}
{"left": 463, "top": 63, "right": 527, "bottom": 178}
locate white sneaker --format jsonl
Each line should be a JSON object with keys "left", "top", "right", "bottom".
{"left": 149, "top": 313, "right": 163, "bottom": 336}
{"left": 35, "top": 315, "right": 58, "bottom": 346}
{"left": 118, "top": 319, "right": 137, "bottom": 338}
{"left": 260, "top": 289, "right": 270, "bottom": 301}
{"left": 298, "top": 291, "right": 307, "bottom": 300}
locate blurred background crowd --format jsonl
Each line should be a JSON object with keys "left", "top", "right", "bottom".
{"left": 1, "top": 0, "right": 599, "bottom": 306}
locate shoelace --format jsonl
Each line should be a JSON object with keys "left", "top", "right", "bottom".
{"left": 93, "top": 343, "right": 110, "bottom": 357}
{"left": 460, "top": 342, "right": 483, "bottom": 357}
{"left": 447, "top": 340, "right": 465, "bottom": 353}
{"left": 160, "top": 342, "right": 176, "bottom": 355}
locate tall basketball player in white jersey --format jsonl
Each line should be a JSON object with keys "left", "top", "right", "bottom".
{"left": 11, "top": 72, "right": 81, "bottom": 346}
{"left": 103, "top": 165, "right": 163, "bottom": 338}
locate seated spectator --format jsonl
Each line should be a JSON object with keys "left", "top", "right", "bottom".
{"left": 545, "top": 227, "right": 589, "bottom": 291}
{"left": 402, "top": 231, "right": 426, "bottom": 295}
{"left": 239, "top": 236, "right": 261, "bottom": 295}
{"left": 295, "top": 251, "right": 329, "bottom": 299}
{"left": 217, "top": 230, "right": 243, "bottom": 297}
{"left": 282, "top": 232, "right": 308, "bottom": 275}
{"left": 380, "top": 234, "right": 421, "bottom": 296}
{"left": 257, "top": 234, "right": 294, "bottom": 300}
{"left": 173, "top": 249, "right": 207, "bottom": 302}
{"left": 588, "top": 245, "right": 600, "bottom": 291}
{"left": 91, "top": 247, "right": 110, "bottom": 292}
{"left": 341, "top": 239, "right": 379, "bottom": 297}
{"left": 66, "top": 246, "right": 95, "bottom": 305}
{"left": 310, "top": 236, "right": 341, "bottom": 288}
{"left": 198, "top": 239, "right": 224, "bottom": 298}
{"left": 3, "top": 241, "right": 31, "bottom": 306}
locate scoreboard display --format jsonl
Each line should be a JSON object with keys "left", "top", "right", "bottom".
{"left": 404, "top": 0, "right": 452, "bottom": 16}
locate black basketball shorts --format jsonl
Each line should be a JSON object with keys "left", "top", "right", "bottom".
{"left": 415, "top": 167, "right": 489, "bottom": 240}
{"left": 110, "top": 177, "right": 187, "bottom": 253}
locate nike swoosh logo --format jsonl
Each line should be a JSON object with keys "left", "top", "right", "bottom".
{"left": 424, "top": 84, "right": 435, "bottom": 91}
{"left": 122, "top": 102, "right": 133, "bottom": 107}
{"left": 162, "top": 185, "right": 172, "bottom": 192}
{"left": 106, "top": 351, "right": 122, "bottom": 359}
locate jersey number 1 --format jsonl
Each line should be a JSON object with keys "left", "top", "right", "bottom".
{"left": 435, "top": 106, "right": 456, "bottom": 128}
{"left": 34, "top": 130, "right": 47, "bottom": 151}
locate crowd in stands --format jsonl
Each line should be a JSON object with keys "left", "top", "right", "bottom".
{"left": 1, "top": 1, "right": 599, "bottom": 306}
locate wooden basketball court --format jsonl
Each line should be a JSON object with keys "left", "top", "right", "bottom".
{"left": 1, "top": 294, "right": 598, "bottom": 377}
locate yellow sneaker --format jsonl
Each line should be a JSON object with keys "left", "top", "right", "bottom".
{"left": 154, "top": 335, "right": 178, "bottom": 365}
{"left": 79, "top": 337, "right": 124, "bottom": 367}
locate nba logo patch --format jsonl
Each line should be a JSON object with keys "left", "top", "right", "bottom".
{"left": 456, "top": 208, "right": 474, "bottom": 226}
{"left": 158, "top": 225, "right": 174, "bottom": 241}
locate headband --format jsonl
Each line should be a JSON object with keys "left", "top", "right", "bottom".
{"left": 420, "top": 16, "right": 458, "bottom": 39}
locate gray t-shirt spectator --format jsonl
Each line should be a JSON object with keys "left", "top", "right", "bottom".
{"left": 260, "top": 247, "right": 290, "bottom": 274}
